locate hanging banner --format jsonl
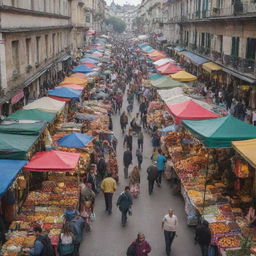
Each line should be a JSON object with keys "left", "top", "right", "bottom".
{"left": 11, "top": 90, "right": 24, "bottom": 105}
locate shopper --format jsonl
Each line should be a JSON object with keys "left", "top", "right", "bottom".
{"left": 80, "top": 183, "right": 95, "bottom": 212}
{"left": 28, "top": 226, "right": 54, "bottom": 256}
{"left": 116, "top": 186, "right": 133, "bottom": 226}
{"left": 123, "top": 148, "right": 133, "bottom": 179}
{"left": 147, "top": 163, "right": 159, "bottom": 195}
{"left": 137, "top": 129, "right": 144, "bottom": 151}
{"left": 195, "top": 220, "right": 211, "bottom": 256}
{"left": 120, "top": 111, "right": 129, "bottom": 133}
{"left": 162, "top": 209, "right": 178, "bottom": 256}
{"left": 64, "top": 207, "right": 85, "bottom": 256}
{"left": 97, "top": 155, "right": 107, "bottom": 181}
{"left": 156, "top": 149, "right": 167, "bottom": 186}
{"left": 136, "top": 148, "right": 143, "bottom": 169}
{"left": 59, "top": 223, "right": 75, "bottom": 256}
{"left": 127, "top": 233, "right": 151, "bottom": 256}
{"left": 129, "top": 166, "right": 140, "bottom": 198}
{"left": 85, "top": 168, "right": 98, "bottom": 194}
{"left": 101, "top": 173, "right": 117, "bottom": 214}
{"left": 123, "top": 130, "right": 133, "bottom": 151}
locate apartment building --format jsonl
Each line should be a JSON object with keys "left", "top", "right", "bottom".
{"left": 0, "top": 0, "right": 105, "bottom": 116}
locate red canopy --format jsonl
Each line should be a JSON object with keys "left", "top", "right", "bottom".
{"left": 151, "top": 56, "right": 164, "bottom": 62}
{"left": 157, "top": 62, "right": 182, "bottom": 75}
{"left": 24, "top": 150, "right": 80, "bottom": 172}
{"left": 167, "top": 100, "right": 219, "bottom": 124}
{"left": 48, "top": 95, "right": 71, "bottom": 102}
{"left": 80, "top": 62, "right": 97, "bottom": 68}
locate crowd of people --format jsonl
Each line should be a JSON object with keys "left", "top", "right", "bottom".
{"left": 21, "top": 36, "right": 214, "bottom": 256}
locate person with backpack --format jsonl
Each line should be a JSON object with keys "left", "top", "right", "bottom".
{"left": 29, "top": 226, "right": 54, "bottom": 256}
{"left": 64, "top": 207, "right": 85, "bottom": 256}
{"left": 117, "top": 186, "right": 133, "bottom": 226}
{"left": 58, "top": 223, "right": 75, "bottom": 256}
{"left": 127, "top": 233, "right": 151, "bottom": 256}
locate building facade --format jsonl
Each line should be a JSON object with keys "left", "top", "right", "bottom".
{"left": 0, "top": 0, "right": 105, "bottom": 116}
{"left": 137, "top": 0, "right": 256, "bottom": 95}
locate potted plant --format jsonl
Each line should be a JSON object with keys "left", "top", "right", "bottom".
{"left": 213, "top": 7, "right": 220, "bottom": 14}
{"left": 25, "top": 65, "right": 33, "bottom": 73}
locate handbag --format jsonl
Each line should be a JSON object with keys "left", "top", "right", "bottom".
{"left": 59, "top": 243, "right": 74, "bottom": 255}
{"left": 126, "top": 244, "right": 136, "bottom": 256}
{"left": 90, "top": 213, "right": 96, "bottom": 222}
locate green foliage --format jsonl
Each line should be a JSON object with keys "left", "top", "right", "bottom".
{"left": 105, "top": 16, "right": 126, "bottom": 33}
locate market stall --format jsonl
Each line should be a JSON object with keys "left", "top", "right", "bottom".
{"left": 151, "top": 76, "right": 185, "bottom": 89}
{"left": 171, "top": 71, "right": 197, "bottom": 82}
{"left": 156, "top": 62, "right": 182, "bottom": 75}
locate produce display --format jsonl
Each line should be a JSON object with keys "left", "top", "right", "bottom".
{"left": 218, "top": 236, "right": 240, "bottom": 248}
{"left": 210, "top": 222, "right": 230, "bottom": 234}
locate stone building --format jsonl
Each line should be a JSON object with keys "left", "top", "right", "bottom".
{"left": 0, "top": 0, "right": 105, "bottom": 115}
{"left": 137, "top": 0, "right": 256, "bottom": 104}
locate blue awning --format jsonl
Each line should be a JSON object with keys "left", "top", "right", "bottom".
{"left": 181, "top": 51, "right": 209, "bottom": 66}
{"left": 174, "top": 46, "right": 185, "bottom": 52}
{"left": 48, "top": 87, "right": 81, "bottom": 100}
{"left": 57, "top": 132, "right": 93, "bottom": 148}
{"left": 72, "top": 65, "right": 93, "bottom": 73}
{"left": 0, "top": 160, "right": 27, "bottom": 198}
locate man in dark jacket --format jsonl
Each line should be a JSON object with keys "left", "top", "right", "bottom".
{"left": 195, "top": 220, "right": 211, "bottom": 256}
{"left": 117, "top": 186, "right": 133, "bottom": 226}
{"left": 139, "top": 101, "right": 147, "bottom": 119}
{"left": 123, "top": 130, "right": 133, "bottom": 151}
{"left": 97, "top": 156, "right": 107, "bottom": 180}
{"left": 123, "top": 148, "right": 132, "bottom": 179}
{"left": 147, "top": 163, "right": 159, "bottom": 195}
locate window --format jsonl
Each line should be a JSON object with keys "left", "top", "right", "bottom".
{"left": 45, "top": 35, "right": 49, "bottom": 58}
{"left": 195, "top": 31, "right": 198, "bottom": 46}
{"left": 44, "top": 0, "right": 47, "bottom": 12}
{"left": 53, "top": 0, "right": 56, "bottom": 13}
{"left": 11, "top": 40, "right": 20, "bottom": 72}
{"left": 31, "top": 0, "right": 34, "bottom": 10}
{"left": 52, "top": 34, "right": 56, "bottom": 55}
{"left": 246, "top": 38, "right": 256, "bottom": 60}
{"left": 206, "top": 33, "right": 211, "bottom": 49}
{"left": 36, "top": 36, "right": 40, "bottom": 63}
{"left": 231, "top": 37, "right": 240, "bottom": 57}
{"left": 86, "top": 14, "right": 90, "bottom": 23}
{"left": 26, "top": 38, "right": 32, "bottom": 65}
{"left": 201, "top": 33, "right": 205, "bottom": 47}
{"left": 219, "top": 35, "right": 223, "bottom": 53}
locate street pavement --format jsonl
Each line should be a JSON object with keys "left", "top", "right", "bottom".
{"left": 79, "top": 97, "right": 201, "bottom": 256}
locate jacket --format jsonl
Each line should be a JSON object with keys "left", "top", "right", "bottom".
{"left": 123, "top": 150, "right": 133, "bottom": 166}
{"left": 30, "top": 234, "right": 53, "bottom": 256}
{"left": 124, "top": 135, "right": 133, "bottom": 147}
{"left": 68, "top": 216, "right": 85, "bottom": 244}
{"left": 131, "top": 240, "right": 151, "bottom": 256}
{"left": 147, "top": 165, "right": 158, "bottom": 181}
{"left": 101, "top": 177, "right": 117, "bottom": 193}
{"left": 136, "top": 151, "right": 143, "bottom": 164}
{"left": 117, "top": 192, "right": 133, "bottom": 210}
{"left": 97, "top": 158, "right": 107, "bottom": 176}
{"left": 195, "top": 224, "right": 211, "bottom": 245}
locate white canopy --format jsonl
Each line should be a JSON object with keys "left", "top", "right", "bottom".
{"left": 157, "top": 88, "right": 184, "bottom": 101}
{"left": 153, "top": 58, "right": 175, "bottom": 66}
{"left": 23, "top": 97, "right": 65, "bottom": 113}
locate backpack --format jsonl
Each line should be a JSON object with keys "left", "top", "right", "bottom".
{"left": 36, "top": 234, "right": 55, "bottom": 256}
{"left": 126, "top": 243, "right": 137, "bottom": 256}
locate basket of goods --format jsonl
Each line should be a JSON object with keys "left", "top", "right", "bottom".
{"left": 42, "top": 181, "right": 56, "bottom": 192}
{"left": 217, "top": 236, "right": 240, "bottom": 248}
{"left": 209, "top": 222, "right": 230, "bottom": 234}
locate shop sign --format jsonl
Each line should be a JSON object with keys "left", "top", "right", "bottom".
{"left": 11, "top": 90, "right": 24, "bottom": 105}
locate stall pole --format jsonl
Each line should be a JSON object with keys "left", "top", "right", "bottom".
{"left": 202, "top": 149, "right": 210, "bottom": 213}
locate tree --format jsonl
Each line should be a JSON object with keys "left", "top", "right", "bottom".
{"left": 105, "top": 16, "right": 126, "bottom": 33}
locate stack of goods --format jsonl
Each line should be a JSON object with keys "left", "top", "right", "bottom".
{"left": 56, "top": 123, "right": 83, "bottom": 133}
{"left": 1, "top": 179, "right": 79, "bottom": 255}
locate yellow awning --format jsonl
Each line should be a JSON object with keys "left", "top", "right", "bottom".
{"left": 60, "top": 77, "right": 87, "bottom": 86}
{"left": 170, "top": 71, "right": 197, "bottom": 82}
{"left": 202, "top": 62, "right": 222, "bottom": 73}
{"left": 232, "top": 139, "right": 256, "bottom": 168}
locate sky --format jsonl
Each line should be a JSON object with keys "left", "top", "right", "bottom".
{"left": 106, "top": 0, "right": 141, "bottom": 6}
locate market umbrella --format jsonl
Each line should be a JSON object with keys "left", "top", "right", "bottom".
{"left": 153, "top": 58, "right": 175, "bottom": 66}
{"left": 167, "top": 100, "right": 219, "bottom": 124}
{"left": 72, "top": 65, "right": 93, "bottom": 74}
{"left": 80, "top": 58, "right": 99, "bottom": 64}
{"left": 8, "top": 109, "right": 56, "bottom": 123}
{"left": 182, "top": 115, "right": 256, "bottom": 148}
{"left": 171, "top": 71, "right": 197, "bottom": 82}
{"left": 70, "top": 73, "right": 87, "bottom": 79}
{"left": 59, "top": 84, "right": 84, "bottom": 90}
{"left": 24, "top": 150, "right": 80, "bottom": 172}
{"left": 232, "top": 139, "right": 256, "bottom": 168}
{"left": 80, "top": 62, "right": 97, "bottom": 68}
{"left": 92, "top": 52, "right": 103, "bottom": 57}
{"left": 151, "top": 76, "right": 185, "bottom": 89}
{"left": 151, "top": 56, "right": 164, "bottom": 62}
{"left": 149, "top": 73, "right": 164, "bottom": 80}
{"left": 57, "top": 132, "right": 93, "bottom": 148}
{"left": 75, "top": 114, "right": 98, "bottom": 121}
{"left": 157, "top": 62, "right": 182, "bottom": 75}
{"left": 48, "top": 87, "right": 81, "bottom": 100}
{"left": 60, "top": 77, "right": 87, "bottom": 86}
{"left": 84, "top": 55, "right": 100, "bottom": 60}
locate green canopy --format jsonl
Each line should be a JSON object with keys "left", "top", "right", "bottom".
{"left": 0, "top": 122, "right": 47, "bottom": 135}
{"left": 151, "top": 76, "right": 185, "bottom": 89}
{"left": 8, "top": 109, "right": 56, "bottom": 123}
{"left": 0, "top": 133, "right": 38, "bottom": 160}
{"left": 182, "top": 115, "right": 256, "bottom": 148}
{"left": 149, "top": 73, "right": 164, "bottom": 80}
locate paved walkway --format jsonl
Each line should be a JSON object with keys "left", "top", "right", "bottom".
{"left": 80, "top": 96, "right": 201, "bottom": 256}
